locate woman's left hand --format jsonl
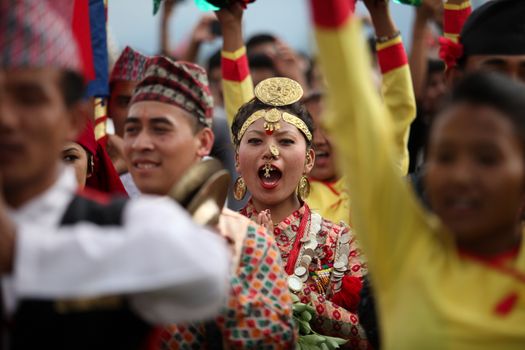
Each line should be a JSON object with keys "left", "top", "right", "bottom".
{"left": 256, "top": 209, "right": 274, "bottom": 233}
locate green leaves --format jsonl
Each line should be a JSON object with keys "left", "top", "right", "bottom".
{"left": 292, "top": 296, "right": 348, "bottom": 349}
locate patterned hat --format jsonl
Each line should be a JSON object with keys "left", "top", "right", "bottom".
{"left": 110, "top": 46, "right": 148, "bottom": 82}
{"left": 131, "top": 56, "right": 214, "bottom": 127}
{"left": 0, "top": 0, "right": 82, "bottom": 72}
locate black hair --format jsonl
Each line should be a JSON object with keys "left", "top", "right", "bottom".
{"left": 248, "top": 53, "right": 277, "bottom": 73}
{"left": 246, "top": 33, "right": 277, "bottom": 52}
{"left": 434, "top": 72, "right": 525, "bottom": 146}
{"left": 458, "top": 0, "right": 525, "bottom": 69}
{"left": 206, "top": 49, "right": 222, "bottom": 73}
{"left": 427, "top": 59, "right": 445, "bottom": 76}
{"left": 59, "top": 70, "right": 85, "bottom": 108}
{"left": 231, "top": 97, "right": 314, "bottom": 147}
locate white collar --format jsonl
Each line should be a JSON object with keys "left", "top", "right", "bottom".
{"left": 8, "top": 166, "right": 78, "bottom": 227}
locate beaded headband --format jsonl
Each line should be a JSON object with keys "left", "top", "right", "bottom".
{"left": 237, "top": 77, "right": 312, "bottom": 142}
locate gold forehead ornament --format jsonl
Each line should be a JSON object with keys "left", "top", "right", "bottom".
{"left": 237, "top": 77, "right": 312, "bottom": 142}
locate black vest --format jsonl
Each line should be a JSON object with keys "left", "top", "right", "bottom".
{"left": 8, "top": 193, "right": 154, "bottom": 350}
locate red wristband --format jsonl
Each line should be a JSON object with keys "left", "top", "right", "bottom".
{"left": 222, "top": 53, "right": 250, "bottom": 82}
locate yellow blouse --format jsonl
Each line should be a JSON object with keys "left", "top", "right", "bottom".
{"left": 312, "top": 2, "right": 525, "bottom": 349}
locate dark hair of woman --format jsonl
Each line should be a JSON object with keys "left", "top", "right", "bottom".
{"left": 231, "top": 97, "right": 314, "bottom": 147}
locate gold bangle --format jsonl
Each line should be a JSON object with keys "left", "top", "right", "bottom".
{"left": 376, "top": 30, "right": 401, "bottom": 44}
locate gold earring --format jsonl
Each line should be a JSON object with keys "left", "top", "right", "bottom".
{"left": 296, "top": 175, "right": 310, "bottom": 202}
{"left": 233, "top": 176, "right": 247, "bottom": 201}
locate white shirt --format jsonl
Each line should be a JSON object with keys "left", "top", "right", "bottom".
{"left": 2, "top": 168, "right": 230, "bottom": 324}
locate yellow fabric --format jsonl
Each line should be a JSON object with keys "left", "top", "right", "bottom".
{"left": 308, "top": 36, "right": 415, "bottom": 225}
{"left": 308, "top": 178, "right": 351, "bottom": 226}
{"left": 375, "top": 39, "right": 415, "bottom": 175}
{"left": 444, "top": 0, "right": 471, "bottom": 11}
{"left": 315, "top": 14, "right": 525, "bottom": 350}
{"left": 222, "top": 47, "right": 254, "bottom": 126}
{"left": 221, "top": 47, "right": 247, "bottom": 60}
{"left": 445, "top": 32, "right": 461, "bottom": 42}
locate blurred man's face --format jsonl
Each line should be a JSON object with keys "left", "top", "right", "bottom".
{"left": 109, "top": 80, "right": 138, "bottom": 137}
{"left": 306, "top": 97, "right": 339, "bottom": 182}
{"left": 465, "top": 55, "right": 525, "bottom": 83}
{"left": 422, "top": 70, "right": 447, "bottom": 119}
{"left": 251, "top": 67, "right": 277, "bottom": 87}
{"left": 0, "top": 68, "right": 78, "bottom": 206}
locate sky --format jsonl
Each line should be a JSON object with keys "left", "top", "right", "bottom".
{"left": 108, "top": 0, "right": 489, "bottom": 65}
{"left": 108, "top": 0, "right": 413, "bottom": 64}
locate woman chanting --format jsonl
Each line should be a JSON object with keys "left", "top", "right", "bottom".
{"left": 230, "top": 77, "right": 369, "bottom": 349}
{"left": 310, "top": 0, "right": 525, "bottom": 348}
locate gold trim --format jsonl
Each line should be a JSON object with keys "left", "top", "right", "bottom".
{"left": 254, "top": 77, "right": 303, "bottom": 106}
{"left": 283, "top": 112, "right": 312, "bottom": 141}
{"left": 237, "top": 108, "right": 312, "bottom": 142}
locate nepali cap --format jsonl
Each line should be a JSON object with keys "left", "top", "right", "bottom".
{"left": 461, "top": 0, "right": 525, "bottom": 56}
{"left": 110, "top": 46, "right": 148, "bottom": 82}
{"left": 131, "top": 56, "right": 214, "bottom": 127}
{"left": 0, "top": 0, "right": 82, "bottom": 72}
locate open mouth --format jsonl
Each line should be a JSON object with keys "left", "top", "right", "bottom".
{"left": 258, "top": 163, "right": 282, "bottom": 189}
{"left": 315, "top": 150, "right": 329, "bottom": 158}
{"left": 442, "top": 196, "right": 480, "bottom": 218}
{"left": 133, "top": 160, "right": 160, "bottom": 170}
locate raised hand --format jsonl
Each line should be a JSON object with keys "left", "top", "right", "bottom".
{"left": 270, "top": 40, "right": 309, "bottom": 93}
{"left": 191, "top": 15, "right": 220, "bottom": 45}
{"left": 256, "top": 209, "right": 274, "bottom": 233}
{"left": 362, "top": 0, "right": 398, "bottom": 38}
{"left": 215, "top": 2, "right": 245, "bottom": 52}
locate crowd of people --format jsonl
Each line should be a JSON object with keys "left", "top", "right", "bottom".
{"left": 1, "top": 0, "right": 525, "bottom": 349}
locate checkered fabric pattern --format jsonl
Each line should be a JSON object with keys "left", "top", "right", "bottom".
{"left": 241, "top": 201, "right": 370, "bottom": 349}
{"left": 160, "top": 223, "right": 295, "bottom": 349}
{"left": 0, "top": 0, "right": 81, "bottom": 72}
{"left": 110, "top": 46, "right": 147, "bottom": 82}
{"left": 131, "top": 56, "right": 214, "bottom": 127}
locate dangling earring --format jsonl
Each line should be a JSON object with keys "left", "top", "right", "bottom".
{"left": 87, "top": 154, "right": 95, "bottom": 178}
{"left": 296, "top": 175, "right": 310, "bottom": 202}
{"left": 233, "top": 176, "right": 247, "bottom": 201}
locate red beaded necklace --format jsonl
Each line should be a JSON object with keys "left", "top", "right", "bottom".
{"left": 284, "top": 203, "right": 311, "bottom": 275}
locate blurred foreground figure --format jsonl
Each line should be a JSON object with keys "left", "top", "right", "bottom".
{"left": 0, "top": 1, "right": 229, "bottom": 349}
{"left": 311, "top": 0, "right": 525, "bottom": 348}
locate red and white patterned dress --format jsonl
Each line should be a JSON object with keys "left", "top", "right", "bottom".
{"left": 241, "top": 201, "right": 370, "bottom": 349}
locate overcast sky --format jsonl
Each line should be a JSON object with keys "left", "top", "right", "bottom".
{"left": 108, "top": 0, "right": 488, "bottom": 64}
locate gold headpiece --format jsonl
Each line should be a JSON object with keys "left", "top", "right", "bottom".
{"left": 237, "top": 77, "right": 311, "bottom": 142}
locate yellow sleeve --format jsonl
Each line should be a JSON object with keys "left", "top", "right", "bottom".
{"left": 221, "top": 46, "right": 254, "bottom": 126}
{"left": 311, "top": 0, "right": 436, "bottom": 289}
{"left": 376, "top": 37, "right": 416, "bottom": 175}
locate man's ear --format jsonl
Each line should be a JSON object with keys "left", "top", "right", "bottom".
{"left": 196, "top": 127, "right": 215, "bottom": 158}
{"left": 66, "top": 100, "right": 91, "bottom": 142}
